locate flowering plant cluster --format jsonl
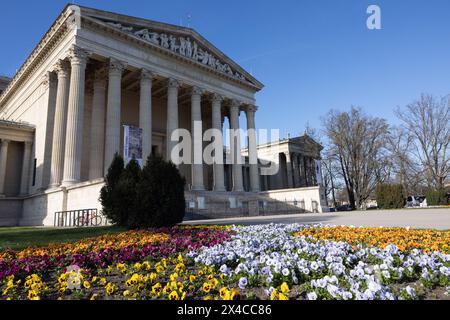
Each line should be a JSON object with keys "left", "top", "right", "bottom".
{"left": 295, "top": 226, "right": 450, "bottom": 253}
{"left": 1, "top": 224, "right": 449, "bottom": 300}
{"left": 0, "top": 227, "right": 231, "bottom": 282}
{"left": 190, "top": 224, "right": 450, "bottom": 300}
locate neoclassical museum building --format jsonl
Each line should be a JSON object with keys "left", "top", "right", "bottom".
{"left": 0, "top": 5, "right": 327, "bottom": 226}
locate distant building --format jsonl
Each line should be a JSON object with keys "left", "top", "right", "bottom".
{"left": 241, "top": 135, "right": 328, "bottom": 213}
{"left": 0, "top": 76, "right": 11, "bottom": 95}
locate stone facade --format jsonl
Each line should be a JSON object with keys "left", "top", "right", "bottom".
{"left": 0, "top": 77, "right": 11, "bottom": 96}
{"left": 0, "top": 5, "right": 326, "bottom": 226}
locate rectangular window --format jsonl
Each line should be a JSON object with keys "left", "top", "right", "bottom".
{"left": 32, "top": 158, "right": 37, "bottom": 186}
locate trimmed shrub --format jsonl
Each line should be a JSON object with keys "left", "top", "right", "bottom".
{"left": 99, "top": 153, "right": 125, "bottom": 225}
{"left": 131, "top": 154, "right": 186, "bottom": 228}
{"left": 117, "top": 159, "right": 141, "bottom": 226}
{"left": 100, "top": 154, "right": 142, "bottom": 226}
{"left": 426, "top": 189, "right": 449, "bottom": 206}
{"left": 375, "top": 184, "right": 406, "bottom": 209}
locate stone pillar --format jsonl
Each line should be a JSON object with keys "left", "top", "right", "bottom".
{"left": 20, "top": 141, "right": 32, "bottom": 195}
{"left": 211, "top": 94, "right": 225, "bottom": 191}
{"left": 104, "top": 59, "right": 125, "bottom": 173}
{"left": 49, "top": 60, "right": 70, "bottom": 187}
{"left": 190, "top": 86, "right": 204, "bottom": 191}
{"left": 285, "top": 152, "right": 294, "bottom": 188}
{"left": 62, "top": 46, "right": 89, "bottom": 186}
{"left": 166, "top": 79, "right": 180, "bottom": 161}
{"left": 300, "top": 155, "right": 306, "bottom": 186}
{"left": 139, "top": 69, "right": 154, "bottom": 162}
{"left": 41, "top": 72, "right": 58, "bottom": 189}
{"left": 303, "top": 157, "right": 311, "bottom": 187}
{"left": 292, "top": 153, "right": 300, "bottom": 188}
{"left": 0, "top": 139, "right": 9, "bottom": 196}
{"left": 229, "top": 100, "right": 244, "bottom": 192}
{"left": 246, "top": 105, "right": 260, "bottom": 192}
{"left": 88, "top": 67, "right": 107, "bottom": 180}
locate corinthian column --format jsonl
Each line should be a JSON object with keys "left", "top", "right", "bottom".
{"left": 139, "top": 69, "right": 154, "bottom": 162}
{"left": 62, "top": 46, "right": 89, "bottom": 187}
{"left": 285, "top": 152, "right": 294, "bottom": 188}
{"left": 246, "top": 105, "right": 260, "bottom": 192}
{"left": 191, "top": 86, "right": 204, "bottom": 191}
{"left": 292, "top": 153, "right": 300, "bottom": 188}
{"left": 49, "top": 60, "right": 70, "bottom": 187}
{"left": 20, "top": 141, "right": 32, "bottom": 195}
{"left": 0, "top": 139, "right": 9, "bottom": 196}
{"left": 104, "top": 59, "right": 125, "bottom": 173}
{"left": 166, "top": 78, "right": 179, "bottom": 162}
{"left": 229, "top": 100, "right": 244, "bottom": 192}
{"left": 88, "top": 67, "right": 107, "bottom": 180}
{"left": 211, "top": 93, "right": 225, "bottom": 191}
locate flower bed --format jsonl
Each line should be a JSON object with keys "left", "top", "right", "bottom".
{"left": 1, "top": 224, "right": 449, "bottom": 300}
{"left": 295, "top": 226, "right": 450, "bottom": 253}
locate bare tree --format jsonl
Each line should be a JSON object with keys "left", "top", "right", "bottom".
{"left": 395, "top": 94, "right": 450, "bottom": 190}
{"left": 320, "top": 147, "right": 343, "bottom": 208}
{"left": 387, "top": 126, "right": 426, "bottom": 195}
{"left": 323, "top": 107, "right": 390, "bottom": 209}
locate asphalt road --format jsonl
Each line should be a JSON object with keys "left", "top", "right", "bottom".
{"left": 182, "top": 208, "right": 450, "bottom": 230}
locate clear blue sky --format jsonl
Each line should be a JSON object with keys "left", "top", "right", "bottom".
{"left": 2, "top": 0, "right": 450, "bottom": 138}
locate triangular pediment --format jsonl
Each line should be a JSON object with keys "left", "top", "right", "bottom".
{"left": 78, "top": 6, "right": 263, "bottom": 90}
{"left": 291, "top": 134, "right": 323, "bottom": 151}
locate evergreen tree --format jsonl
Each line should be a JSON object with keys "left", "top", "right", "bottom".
{"left": 133, "top": 154, "right": 186, "bottom": 228}
{"left": 116, "top": 158, "right": 141, "bottom": 226}
{"left": 99, "top": 153, "right": 125, "bottom": 225}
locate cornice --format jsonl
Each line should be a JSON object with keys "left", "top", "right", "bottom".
{"left": 0, "top": 6, "right": 74, "bottom": 109}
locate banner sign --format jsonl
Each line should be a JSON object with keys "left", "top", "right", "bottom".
{"left": 123, "top": 125, "right": 143, "bottom": 167}
{"left": 314, "top": 159, "right": 322, "bottom": 185}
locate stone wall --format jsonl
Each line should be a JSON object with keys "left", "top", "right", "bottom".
{"left": 259, "top": 186, "right": 329, "bottom": 213}
{"left": 0, "top": 198, "right": 23, "bottom": 226}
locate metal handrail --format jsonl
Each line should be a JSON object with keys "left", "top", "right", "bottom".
{"left": 54, "top": 209, "right": 106, "bottom": 227}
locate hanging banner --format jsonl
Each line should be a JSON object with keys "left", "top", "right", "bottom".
{"left": 123, "top": 125, "right": 143, "bottom": 167}
{"left": 314, "top": 159, "right": 322, "bottom": 185}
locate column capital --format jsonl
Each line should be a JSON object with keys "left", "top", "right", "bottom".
{"left": 210, "top": 93, "right": 224, "bottom": 104}
{"left": 140, "top": 69, "right": 155, "bottom": 81}
{"left": 41, "top": 72, "right": 57, "bottom": 89}
{"left": 168, "top": 78, "right": 181, "bottom": 89}
{"left": 67, "top": 45, "right": 90, "bottom": 66}
{"left": 246, "top": 105, "right": 258, "bottom": 113}
{"left": 109, "top": 58, "right": 126, "bottom": 75}
{"left": 1, "top": 139, "right": 10, "bottom": 146}
{"left": 54, "top": 60, "right": 70, "bottom": 78}
{"left": 24, "top": 141, "right": 33, "bottom": 147}
{"left": 191, "top": 86, "right": 204, "bottom": 97}
{"left": 230, "top": 99, "right": 242, "bottom": 110}
{"left": 94, "top": 66, "right": 108, "bottom": 83}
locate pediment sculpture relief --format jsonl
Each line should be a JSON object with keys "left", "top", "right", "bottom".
{"left": 105, "top": 22, "right": 247, "bottom": 82}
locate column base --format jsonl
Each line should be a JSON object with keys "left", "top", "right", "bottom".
{"left": 47, "top": 183, "right": 62, "bottom": 190}
{"left": 213, "top": 187, "right": 226, "bottom": 192}
{"left": 61, "top": 180, "right": 79, "bottom": 187}
{"left": 191, "top": 186, "right": 205, "bottom": 191}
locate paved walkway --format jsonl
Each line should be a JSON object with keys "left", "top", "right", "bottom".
{"left": 182, "top": 208, "right": 450, "bottom": 230}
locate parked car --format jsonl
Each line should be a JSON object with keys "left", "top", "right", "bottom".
{"left": 405, "top": 195, "right": 426, "bottom": 208}
{"left": 335, "top": 204, "right": 353, "bottom": 211}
